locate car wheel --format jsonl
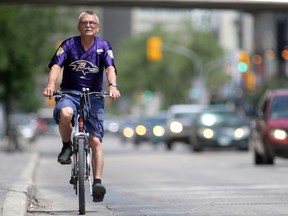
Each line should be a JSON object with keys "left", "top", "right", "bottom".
{"left": 237, "top": 144, "right": 249, "bottom": 151}
{"left": 165, "top": 140, "right": 173, "bottom": 151}
{"left": 189, "top": 135, "right": 203, "bottom": 152}
{"left": 134, "top": 137, "right": 140, "bottom": 145}
{"left": 192, "top": 140, "right": 203, "bottom": 152}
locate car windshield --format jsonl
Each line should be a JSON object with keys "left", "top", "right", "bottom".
{"left": 270, "top": 95, "right": 288, "bottom": 119}
{"left": 174, "top": 112, "right": 198, "bottom": 119}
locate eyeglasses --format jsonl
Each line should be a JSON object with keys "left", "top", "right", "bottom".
{"left": 79, "top": 21, "right": 99, "bottom": 26}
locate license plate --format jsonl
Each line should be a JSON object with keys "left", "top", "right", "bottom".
{"left": 218, "top": 136, "right": 231, "bottom": 146}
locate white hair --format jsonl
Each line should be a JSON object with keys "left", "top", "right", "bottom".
{"left": 79, "top": 11, "right": 99, "bottom": 24}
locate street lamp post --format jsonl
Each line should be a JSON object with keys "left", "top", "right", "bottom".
{"left": 162, "top": 43, "right": 203, "bottom": 77}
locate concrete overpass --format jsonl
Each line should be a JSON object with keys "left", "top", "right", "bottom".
{"left": 2, "top": 0, "right": 288, "bottom": 11}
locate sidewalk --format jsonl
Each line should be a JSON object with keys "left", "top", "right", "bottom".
{"left": 0, "top": 145, "right": 38, "bottom": 216}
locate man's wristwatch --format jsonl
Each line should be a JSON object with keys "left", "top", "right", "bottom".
{"left": 109, "top": 82, "right": 117, "bottom": 87}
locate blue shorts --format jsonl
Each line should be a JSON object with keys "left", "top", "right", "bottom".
{"left": 53, "top": 90, "right": 105, "bottom": 142}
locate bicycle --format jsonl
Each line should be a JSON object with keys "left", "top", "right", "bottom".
{"left": 53, "top": 88, "right": 109, "bottom": 215}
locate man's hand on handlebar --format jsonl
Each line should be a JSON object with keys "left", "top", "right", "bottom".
{"left": 43, "top": 87, "right": 55, "bottom": 98}
{"left": 109, "top": 87, "right": 121, "bottom": 101}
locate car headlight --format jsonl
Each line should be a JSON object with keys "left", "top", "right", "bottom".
{"left": 270, "top": 129, "right": 287, "bottom": 140}
{"left": 136, "top": 125, "right": 147, "bottom": 136}
{"left": 21, "top": 127, "right": 34, "bottom": 138}
{"left": 170, "top": 121, "right": 183, "bottom": 133}
{"left": 108, "top": 122, "right": 119, "bottom": 133}
{"left": 123, "top": 127, "right": 134, "bottom": 138}
{"left": 234, "top": 126, "right": 250, "bottom": 139}
{"left": 153, "top": 125, "right": 165, "bottom": 137}
{"left": 198, "top": 128, "right": 214, "bottom": 139}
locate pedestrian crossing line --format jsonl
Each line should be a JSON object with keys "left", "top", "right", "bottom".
{"left": 112, "top": 184, "right": 288, "bottom": 192}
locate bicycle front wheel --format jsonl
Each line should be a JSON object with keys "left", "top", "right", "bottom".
{"left": 78, "top": 138, "right": 86, "bottom": 215}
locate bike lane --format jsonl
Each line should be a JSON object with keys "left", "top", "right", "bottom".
{"left": 27, "top": 136, "right": 112, "bottom": 216}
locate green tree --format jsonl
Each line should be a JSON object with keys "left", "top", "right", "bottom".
{"left": 0, "top": 5, "right": 74, "bottom": 134}
{"left": 117, "top": 21, "right": 225, "bottom": 110}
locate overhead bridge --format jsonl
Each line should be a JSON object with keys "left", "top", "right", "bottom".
{"left": 2, "top": 0, "right": 288, "bottom": 11}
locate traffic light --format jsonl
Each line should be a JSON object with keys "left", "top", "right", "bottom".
{"left": 238, "top": 50, "right": 250, "bottom": 73}
{"left": 243, "top": 71, "right": 256, "bottom": 92}
{"left": 147, "top": 36, "right": 162, "bottom": 62}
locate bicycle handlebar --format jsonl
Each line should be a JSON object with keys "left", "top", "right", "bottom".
{"left": 52, "top": 89, "right": 110, "bottom": 98}
{"left": 51, "top": 88, "right": 110, "bottom": 120}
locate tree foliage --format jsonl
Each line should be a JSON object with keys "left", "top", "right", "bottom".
{"left": 116, "top": 21, "right": 226, "bottom": 110}
{"left": 0, "top": 5, "right": 78, "bottom": 133}
{"left": 0, "top": 6, "right": 55, "bottom": 111}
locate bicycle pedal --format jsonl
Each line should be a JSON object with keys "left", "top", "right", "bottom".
{"left": 58, "top": 159, "right": 72, "bottom": 165}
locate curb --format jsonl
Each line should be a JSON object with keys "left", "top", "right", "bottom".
{"left": 1, "top": 152, "right": 38, "bottom": 216}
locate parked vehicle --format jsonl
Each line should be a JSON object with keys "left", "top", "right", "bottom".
{"left": 250, "top": 89, "right": 288, "bottom": 165}
{"left": 190, "top": 105, "right": 251, "bottom": 152}
{"left": 10, "top": 113, "right": 39, "bottom": 142}
{"left": 165, "top": 104, "right": 207, "bottom": 150}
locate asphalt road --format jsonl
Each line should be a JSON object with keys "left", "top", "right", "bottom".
{"left": 27, "top": 135, "right": 288, "bottom": 216}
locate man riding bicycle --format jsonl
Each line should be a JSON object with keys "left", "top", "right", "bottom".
{"left": 42, "top": 10, "right": 120, "bottom": 202}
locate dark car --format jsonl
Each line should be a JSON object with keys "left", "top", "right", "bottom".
{"left": 119, "top": 117, "right": 139, "bottom": 143}
{"left": 119, "top": 112, "right": 167, "bottom": 146}
{"left": 190, "top": 105, "right": 251, "bottom": 152}
{"left": 129, "top": 112, "right": 166, "bottom": 145}
{"left": 133, "top": 112, "right": 167, "bottom": 145}
{"left": 250, "top": 89, "right": 288, "bottom": 165}
{"left": 148, "top": 111, "right": 167, "bottom": 144}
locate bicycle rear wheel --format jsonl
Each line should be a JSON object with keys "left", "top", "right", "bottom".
{"left": 78, "top": 138, "right": 86, "bottom": 215}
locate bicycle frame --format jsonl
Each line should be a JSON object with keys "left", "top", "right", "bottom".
{"left": 53, "top": 88, "right": 109, "bottom": 215}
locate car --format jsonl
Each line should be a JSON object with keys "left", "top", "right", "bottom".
{"left": 133, "top": 116, "right": 151, "bottom": 145}
{"left": 133, "top": 112, "right": 167, "bottom": 145}
{"left": 250, "top": 89, "right": 288, "bottom": 165}
{"left": 10, "top": 113, "right": 39, "bottom": 142}
{"left": 119, "top": 112, "right": 167, "bottom": 146}
{"left": 189, "top": 105, "right": 251, "bottom": 152}
{"left": 165, "top": 104, "right": 207, "bottom": 150}
{"left": 148, "top": 111, "right": 167, "bottom": 144}
{"left": 119, "top": 117, "right": 139, "bottom": 143}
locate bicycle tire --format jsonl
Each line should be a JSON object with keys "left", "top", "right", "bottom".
{"left": 78, "top": 138, "right": 86, "bottom": 215}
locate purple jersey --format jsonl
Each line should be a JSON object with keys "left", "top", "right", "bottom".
{"left": 48, "top": 36, "right": 116, "bottom": 92}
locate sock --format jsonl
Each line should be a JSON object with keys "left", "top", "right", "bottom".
{"left": 94, "top": 178, "right": 102, "bottom": 185}
{"left": 62, "top": 140, "right": 71, "bottom": 148}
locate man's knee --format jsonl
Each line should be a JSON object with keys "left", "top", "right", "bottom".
{"left": 60, "top": 107, "right": 74, "bottom": 123}
{"left": 90, "top": 136, "right": 101, "bottom": 147}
